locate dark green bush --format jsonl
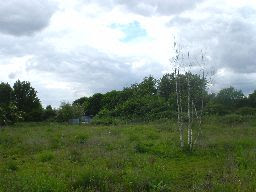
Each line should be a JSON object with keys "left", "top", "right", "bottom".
{"left": 38, "top": 151, "right": 54, "bottom": 162}
{"left": 56, "top": 102, "right": 83, "bottom": 122}
{"left": 91, "top": 116, "right": 119, "bottom": 125}
{"left": 221, "top": 114, "right": 245, "bottom": 125}
{"left": 236, "top": 107, "right": 256, "bottom": 116}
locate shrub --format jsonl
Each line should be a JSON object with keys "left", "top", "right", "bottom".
{"left": 205, "top": 102, "right": 230, "bottom": 115}
{"left": 0, "top": 103, "right": 23, "bottom": 126}
{"left": 92, "top": 116, "right": 118, "bottom": 125}
{"left": 221, "top": 114, "right": 245, "bottom": 125}
{"left": 56, "top": 102, "right": 84, "bottom": 122}
{"left": 5, "top": 160, "right": 18, "bottom": 171}
{"left": 75, "top": 134, "right": 88, "bottom": 144}
{"left": 38, "top": 151, "right": 54, "bottom": 162}
{"left": 236, "top": 107, "right": 256, "bottom": 116}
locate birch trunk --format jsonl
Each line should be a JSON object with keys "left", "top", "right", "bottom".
{"left": 175, "top": 69, "right": 184, "bottom": 148}
{"left": 187, "top": 73, "right": 192, "bottom": 150}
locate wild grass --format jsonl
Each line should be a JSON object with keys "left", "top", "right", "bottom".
{"left": 0, "top": 117, "right": 256, "bottom": 191}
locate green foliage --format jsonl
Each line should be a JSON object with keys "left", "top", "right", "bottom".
{"left": 38, "top": 151, "right": 55, "bottom": 162}
{"left": 136, "top": 75, "right": 157, "bottom": 96}
{"left": 73, "top": 73, "right": 208, "bottom": 122}
{"left": 205, "top": 101, "right": 230, "bottom": 115}
{"left": 42, "top": 105, "right": 57, "bottom": 121}
{"left": 0, "top": 82, "right": 21, "bottom": 125}
{"left": 85, "top": 93, "right": 103, "bottom": 116}
{"left": 158, "top": 73, "right": 175, "bottom": 100}
{"left": 73, "top": 96, "right": 89, "bottom": 106}
{"left": 92, "top": 115, "right": 119, "bottom": 125}
{"left": 75, "top": 134, "right": 89, "bottom": 144}
{"left": 56, "top": 102, "right": 84, "bottom": 122}
{"left": 236, "top": 107, "right": 256, "bottom": 116}
{"left": 0, "top": 80, "right": 43, "bottom": 124}
{"left": 221, "top": 114, "right": 245, "bottom": 125}
{"left": 216, "top": 87, "right": 245, "bottom": 109}
{"left": 115, "top": 96, "right": 168, "bottom": 120}
{"left": 0, "top": 82, "right": 13, "bottom": 105}
{"left": 13, "top": 80, "right": 43, "bottom": 121}
{"left": 0, "top": 102, "right": 23, "bottom": 126}
{"left": 5, "top": 160, "right": 18, "bottom": 171}
{"left": 70, "top": 72, "right": 256, "bottom": 124}
{"left": 102, "top": 90, "right": 123, "bottom": 111}
{"left": 248, "top": 90, "right": 256, "bottom": 108}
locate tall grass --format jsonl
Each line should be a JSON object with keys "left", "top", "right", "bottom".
{"left": 0, "top": 117, "right": 256, "bottom": 191}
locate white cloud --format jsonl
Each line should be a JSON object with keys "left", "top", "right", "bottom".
{"left": 0, "top": 0, "right": 256, "bottom": 107}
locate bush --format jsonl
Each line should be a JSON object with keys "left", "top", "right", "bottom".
{"left": 75, "top": 134, "right": 88, "bottom": 144}
{"left": 221, "top": 114, "right": 245, "bottom": 125}
{"left": 92, "top": 116, "right": 119, "bottom": 125}
{"left": 5, "top": 160, "right": 18, "bottom": 171}
{"left": 0, "top": 103, "right": 23, "bottom": 126}
{"left": 42, "top": 105, "right": 56, "bottom": 121}
{"left": 38, "top": 151, "right": 55, "bottom": 162}
{"left": 205, "top": 102, "right": 230, "bottom": 115}
{"left": 56, "top": 102, "right": 84, "bottom": 122}
{"left": 236, "top": 107, "right": 256, "bottom": 116}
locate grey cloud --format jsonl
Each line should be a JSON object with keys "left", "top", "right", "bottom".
{"left": 215, "top": 20, "right": 256, "bottom": 74}
{"left": 120, "top": 0, "right": 203, "bottom": 16}
{"left": 83, "top": 0, "right": 203, "bottom": 16}
{"left": 25, "top": 46, "right": 163, "bottom": 104}
{"left": 213, "top": 72, "right": 256, "bottom": 95}
{"left": 167, "top": 16, "right": 191, "bottom": 26}
{"left": 8, "top": 72, "right": 16, "bottom": 79}
{"left": 0, "top": 0, "right": 57, "bottom": 36}
{"left": 172, "top": 6, "right": 256, "bottom": 74}
{"left": 166, "top": 5, "right": 256, "bottom": 94}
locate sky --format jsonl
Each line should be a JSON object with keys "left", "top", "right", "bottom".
{"left": 0, "top": 0, "right": 256, "bottom": 107}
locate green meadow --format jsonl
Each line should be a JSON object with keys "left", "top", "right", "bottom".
{"left": 0, "top": 117, "right": 256, "bottom": 192}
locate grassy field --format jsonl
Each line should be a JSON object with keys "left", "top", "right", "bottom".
{"left": 0, "top": 117, "right": 256, "bottom": 192}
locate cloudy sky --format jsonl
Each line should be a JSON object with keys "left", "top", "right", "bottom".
{"left": 0, "top": 0, "right": 256, "bottom": 107}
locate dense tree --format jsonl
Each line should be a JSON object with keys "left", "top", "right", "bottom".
{"left": 102, "top": 90, "right": 122, "bottom": 111}
{"left": 42, "top": 105, "right": 56, "bottom": 121}
{"left": 0, "top": 102, "right": 23, "bottom": 126}
{"left": 0, "top": 82, "right": 23, "bottom": 125}
{"left": 57, "top": 102, "right": 83, "bottom": 122}
{"left": 0, "top": 82, "right": 13, "bottom": 105}
{"left": 158, "top": 73, "right": 175, "bottom": 100}
{"left": 71, "top": 73, "right": 255, "bottom": 125}
{"left": 73, "top": 97, "right": 89, "bottom": 106}
{"left": 85, "top": 93, "right": 103, "bottom": 116}
{"left": 215, "top": 87, "right": 244, "bottom": 109}
{"left": 248, "top": 90, "right": 256, "bottom": 108}
{"left": 13, "top": 80, "right": 43, "bottom": 121}
{"left": 137, "top": 76, "right": 157, "bottom": 96}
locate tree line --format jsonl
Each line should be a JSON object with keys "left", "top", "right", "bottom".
{"left": 1, "top": 75, "right": 256, "bottom": 125}
{"left": 72, "top": 73, "right": 256, "bottom": 124}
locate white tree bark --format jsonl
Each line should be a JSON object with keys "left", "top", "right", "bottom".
{"left": 175, "top": 68, "right": 184, "bottom": 148}
{"left": 187, "top": 73, "right": 193, "bottom": 150}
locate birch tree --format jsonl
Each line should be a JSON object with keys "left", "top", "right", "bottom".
{"left": 172, "top": 40, "right": 208, "bottom": 151}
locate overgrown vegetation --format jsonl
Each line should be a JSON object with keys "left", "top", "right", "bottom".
{"left": 1, "top": 76, "right": 256, "bottom": 126}
{"left": 1, "top": 75, "right": 256, "bottom": 191}
{"left": 72, "top": 76, "right": 256, "bottom": 125}
{"left": 0, "top": 118, "right": 256, "bottom": 191}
